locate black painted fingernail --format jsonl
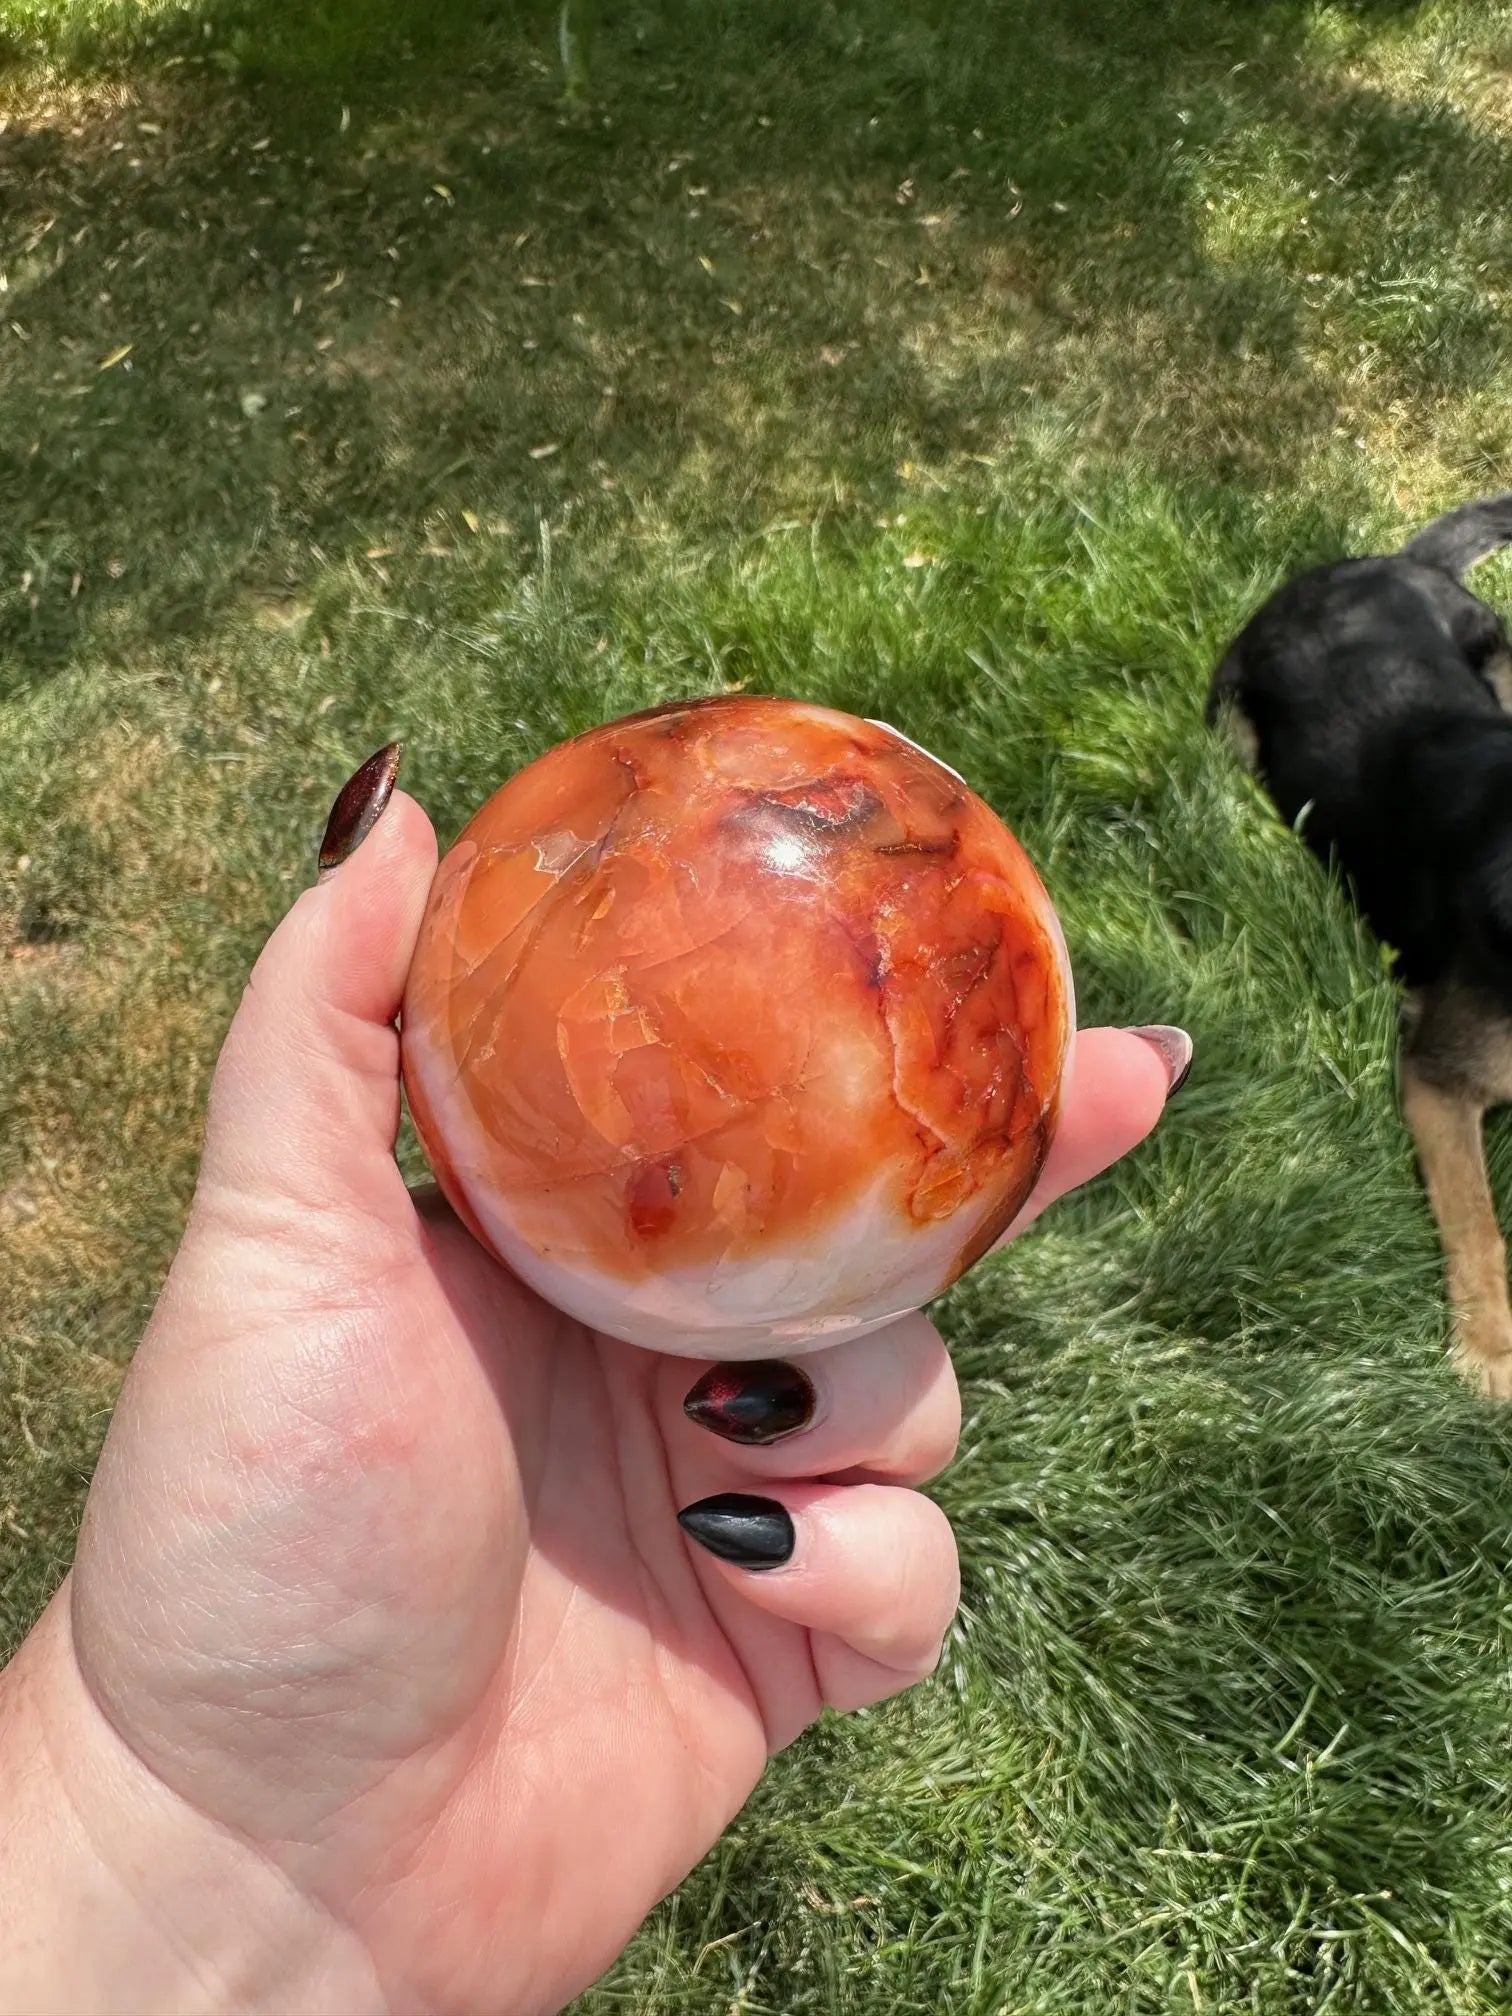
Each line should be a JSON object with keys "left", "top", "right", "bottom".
{"left": 684, "top": 1361, "right": 817, "bottom": 1446}
{"left": 677, "top": 1493, "right": 795, "bottom": 1570}
{"left": 318, "top": 742, "right": 402, "bottom": 879}
{"left": 1127, "top": 1024, "right": 1193, "bottom": 1095}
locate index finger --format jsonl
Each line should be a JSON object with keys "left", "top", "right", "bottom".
{"left": 997, "top": 1024, "right": 1187, "bottom": 1244}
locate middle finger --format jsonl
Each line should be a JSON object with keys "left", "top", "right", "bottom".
{"left": 661, "top": 1309, "right": 961, "bottom": 1488}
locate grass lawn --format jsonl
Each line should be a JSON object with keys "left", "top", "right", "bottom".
{"left": 7, "top": 0, "right": 1512, "bottom": 2006}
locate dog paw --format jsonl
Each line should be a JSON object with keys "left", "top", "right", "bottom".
{"left": 1453, "top": 1334, "right": 1512, "bottom": 1401}
{"left": 1476, "top": 1356, "right": 1512, "bottom": 1402}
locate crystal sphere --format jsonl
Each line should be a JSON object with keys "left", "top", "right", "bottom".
{"left": 400, "top": 697, "right": 1073, "bottom": 1355}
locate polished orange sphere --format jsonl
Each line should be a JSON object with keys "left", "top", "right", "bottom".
{"left": 400, "top": 697, "right": 1073, "bottom": 1355}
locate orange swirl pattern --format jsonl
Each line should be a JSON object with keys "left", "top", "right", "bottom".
{"left": 401, "top": 697, "right": 1072, "bottom": 1353}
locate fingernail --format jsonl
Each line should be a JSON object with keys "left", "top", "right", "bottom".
{"left": 318, "top": 742, "right": 402, "bottom": 879}
{"left": 677, "top": 1493, "right": 795, "bottom": 1570}
{"left": 683, "top": 1361, "right": 817, "bottom": 1446}
{"left": 1127, "top": 1024, "right": 1193, "bottom": 1095}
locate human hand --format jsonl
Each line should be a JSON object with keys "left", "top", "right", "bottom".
{"left": 0, "top": 751, "right": 1185, "bottom": 2016}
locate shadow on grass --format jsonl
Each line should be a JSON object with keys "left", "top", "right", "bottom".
{"left": 4, "top": 0, "right": 1510, "bottom": 696}
{"left": 928, "top": 1258, "right": 1512, "bottom": 1991}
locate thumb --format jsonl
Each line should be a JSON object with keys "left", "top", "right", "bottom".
{"left": 198, "top": 747, "right": 439, "bottom": 1220}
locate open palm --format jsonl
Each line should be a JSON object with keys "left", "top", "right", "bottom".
{"left": 42, "top": 790, "right": 1171, "bottom": 2016}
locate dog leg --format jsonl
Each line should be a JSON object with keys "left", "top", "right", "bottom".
{"left": 1400, "top": 1059, "right": 1512, "bottom": 1398}
{"left": 1209, "top": 694, "right": 1261, "bottom": 773}
{"left": 1483, "top": 644, "right": 1512, "bottom": 713}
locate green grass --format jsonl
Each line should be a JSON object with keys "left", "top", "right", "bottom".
{"left": 6, "top": 0, "right": 1512, "bottom": 2007}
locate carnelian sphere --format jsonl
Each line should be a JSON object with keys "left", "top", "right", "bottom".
{"left": 400, "top": 697, "right": 1074, "bottom": 1356}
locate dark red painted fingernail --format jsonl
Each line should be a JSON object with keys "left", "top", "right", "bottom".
{"left": 318, "top": 742, "right": 402, "bottom": 879}
{"left": 683, "top": 1360, "right": 817, "bottom": 1445}
{"left": 1127, "top": 1024, "right": 1193, "bottom": 1094}
{"left": 677, "top": 1493, "right": 794, "bottom": 1570}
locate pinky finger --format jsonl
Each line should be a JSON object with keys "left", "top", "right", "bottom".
{"left": 678, "top": 1481, "right": 959, "bottom": 1711}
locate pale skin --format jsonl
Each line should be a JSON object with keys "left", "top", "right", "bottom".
{"left": 0, "top": 790, "right": 1175, "bottom": 2016}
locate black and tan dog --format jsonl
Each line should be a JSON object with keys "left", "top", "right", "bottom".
{"left": 1207, "top": 492, "right": 1512, "bottom": 1396}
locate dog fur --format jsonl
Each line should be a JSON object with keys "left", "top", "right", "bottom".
{"left": 1207, "top": 492, "right": 1512, "bottom": 1396}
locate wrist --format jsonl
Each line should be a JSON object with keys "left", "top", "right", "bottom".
{"left": 0, "top": 1587, "right": 389, "bottom": 2016}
